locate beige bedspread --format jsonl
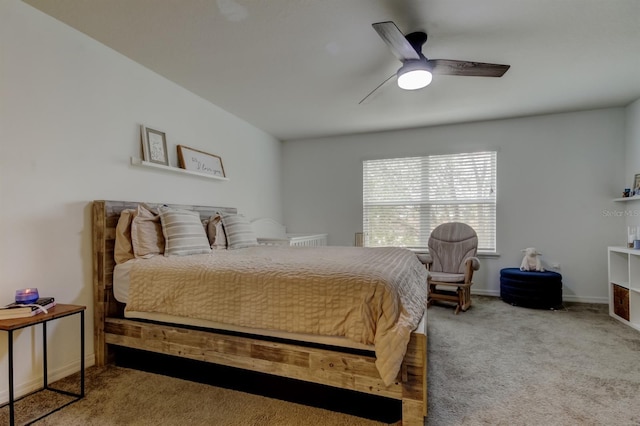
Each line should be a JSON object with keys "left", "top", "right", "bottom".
{"left": 125, "top": 246, "right": 428, "bottom": 386}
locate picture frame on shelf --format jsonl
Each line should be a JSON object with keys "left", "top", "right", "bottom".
{"left": 177, "top": 145, "right": 225, "bottom": 177}
{"left": 140, "top": 125, "right": 169, "bottom": 166}
{"left": 634, "top": 173, "right": 640, "bottom": 194}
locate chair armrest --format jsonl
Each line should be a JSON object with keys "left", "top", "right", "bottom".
{"left": 416, "top": 253, "right": 432, "bottom": 266}
{"left": 465, "top": 256, "right": 480, "bottom": 271}
{"left": 464, "top": 256, "right": 480, "bottom": 283}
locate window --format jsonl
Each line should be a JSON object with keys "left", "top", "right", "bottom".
{"left": 363, "top": 151, "right": 497, "bottom": 252}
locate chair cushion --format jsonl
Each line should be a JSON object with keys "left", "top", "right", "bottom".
{"left": 428, "top": 222, "right": 478, "bottom": 274}
{"left": 429, "top": 271, "right": 465, "bottom": 283}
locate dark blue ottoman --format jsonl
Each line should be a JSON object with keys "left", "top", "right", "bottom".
{"left": 500, "top": 268, "right": 563, "bottom": 309}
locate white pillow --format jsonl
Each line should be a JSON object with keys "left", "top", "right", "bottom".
{"left": 220, "top": 213, "right": 258, "bottom": 249}
{"left": 159, "top": 207, "right": 212, "bottom": 256}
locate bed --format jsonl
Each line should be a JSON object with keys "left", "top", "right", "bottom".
{"left": 92, "top": 200, "right": 428, "bottom": 425}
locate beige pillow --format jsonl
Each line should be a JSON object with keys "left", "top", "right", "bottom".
{"left": 159, "top": 207, "right": 211, "bottom": 256}
{"left": 207, "top": 214, "right": 227, "bottom": 249}
{"left": 215, "top": 221, "right": 227, "bottom": 249}
{"left": 205, "top": 215, "right": 216, "bottom": 247}
{"left": 131, "top": 204, "right": 165, "bottom": 258}
{"left": 114, "top": 209, "right": 136, "bottom": 264}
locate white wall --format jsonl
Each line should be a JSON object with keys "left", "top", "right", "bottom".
{"left": 0, "top": 0, "right": 282, "bottom": 402}
{"left": 283, "top": 108, "right": 626, "bottom": 303}
{"left": 624, "top": 99, "right": 640, "bottom": 230}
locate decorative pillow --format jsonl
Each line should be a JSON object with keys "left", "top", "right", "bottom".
{"left": 220, "top": 213, "right": 258, "bottom": 249}
{"left": 205, "top": 215, "right": 217, "bottom": 247}
{"left": 114, "top": 209, "right": 137, "bottom": 264}
{"left": 159, "top": 207, "right": 212, "bottom": 256}
{"left": 206, "top": 214, "right": 227, "bottom": 249}
{"left": 214, "top": 221, "right": 227, "bottom": 249}
{"left": 131, "top": 204, "right": 165, "bottom": 258}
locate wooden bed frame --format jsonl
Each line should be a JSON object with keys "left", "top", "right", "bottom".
{"left": 92, "top": 200, "right": 427, "bottom": 425}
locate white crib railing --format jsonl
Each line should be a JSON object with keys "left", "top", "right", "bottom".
{"left": 287, "top": 233, "right": 328, "bottom": 247}
{"left": 251, "top": 218, "right": 327, "bottom": 247}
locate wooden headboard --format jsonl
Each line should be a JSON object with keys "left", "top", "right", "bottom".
{"left": 91, "top": 200, "right": 237, "bottom": 365}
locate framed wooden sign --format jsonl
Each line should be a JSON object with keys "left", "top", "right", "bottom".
{"left": 177, "top": 145, "right": 225, "bottom": 177}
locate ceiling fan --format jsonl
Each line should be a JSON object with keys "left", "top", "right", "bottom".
{"left": 360, "top": 21, "right": 510, "bottom": 103}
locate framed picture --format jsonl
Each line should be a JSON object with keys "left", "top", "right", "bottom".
{"left": 634, "top": 174, "right": 640, "bottom": 191}
{"left": 140, "top": 125, "right": 169, "bottom": 166}
{"left": 177, "top": 145, "right": 225, "bottom": 177}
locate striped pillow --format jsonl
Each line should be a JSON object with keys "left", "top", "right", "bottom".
{"left": 220, "top": 213, "right": 258, "bottom": 249}
{"left": 159, "top": 207, "right": 212, "bottom": 256}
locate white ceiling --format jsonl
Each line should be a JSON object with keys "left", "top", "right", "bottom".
{"left": 23, "top": 0, "right": 640, "bottom": 141}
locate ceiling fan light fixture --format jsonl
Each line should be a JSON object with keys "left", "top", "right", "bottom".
{"left": 397, "top": 60, "right": 432, "bottom": 90}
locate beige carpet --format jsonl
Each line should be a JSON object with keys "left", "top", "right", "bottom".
{"left": 2, "top": 296, "right": 640, "bottom": 425}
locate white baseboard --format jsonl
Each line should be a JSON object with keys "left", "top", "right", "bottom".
{"left": 558, "top": 295, "right": 608, "bottom": 304}
{"left": 0, "top": 353, "right": 95, "bottom": 405}
{"left": 471, "top": 289, "right": 608, "bottom": 304}
{"left": 471, "top": 289, "right": 500, "bottom": 297}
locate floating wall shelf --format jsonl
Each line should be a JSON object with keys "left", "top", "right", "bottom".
{"left": 614, "top": 196, "right": 640, "bottom": 202}
{"left": 130, "top": 157, "right": 229, "bottom": 181}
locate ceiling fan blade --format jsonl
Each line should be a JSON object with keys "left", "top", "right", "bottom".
{"left": 427, "top": 59, "right": 510, "bottom": 77}
{"left": 358, "top": 73, "right": 397, "bottom": 105}
{"left": 372, "top": 21, "right": 421, "bottom": 62}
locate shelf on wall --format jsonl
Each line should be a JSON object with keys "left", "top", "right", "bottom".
{"left": 614, "top": 196, "right": 640, "bottom": 202}
{"left": 130, "top": 157, "right": 229, "bottom": 181}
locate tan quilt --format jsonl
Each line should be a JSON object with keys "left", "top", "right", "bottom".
{"left": 125, "top": 246, "right": 428, "bottom": 386}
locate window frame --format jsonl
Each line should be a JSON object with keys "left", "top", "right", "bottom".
{"left": 362, "top": 151, "right": 497, "bottom": 253}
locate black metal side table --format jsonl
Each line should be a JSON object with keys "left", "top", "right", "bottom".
{"left": 0, "top": 304, "right": 85, "bottom": 425}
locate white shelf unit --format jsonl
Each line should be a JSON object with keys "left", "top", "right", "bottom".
{"left": 130, "top": 157, "right": 229, "bottom": 181}
{"left": 608, "top": 247, "right": 640, "bottom": 331}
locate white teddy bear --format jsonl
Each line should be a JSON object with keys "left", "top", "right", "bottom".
{"left": 520, "top": 247, "right": 545, "bottom": 272}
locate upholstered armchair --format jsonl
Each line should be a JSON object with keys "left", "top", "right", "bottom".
{"left": 421, "top": 222, "right": 480, "bottom": 314}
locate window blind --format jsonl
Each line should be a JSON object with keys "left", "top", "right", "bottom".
{"left": 363, "top": 151, "right": 497, "bottom": 251}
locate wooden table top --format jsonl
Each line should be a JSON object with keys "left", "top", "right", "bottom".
{"left": 0, "top": 304, "right": 86, "bottom": 331}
